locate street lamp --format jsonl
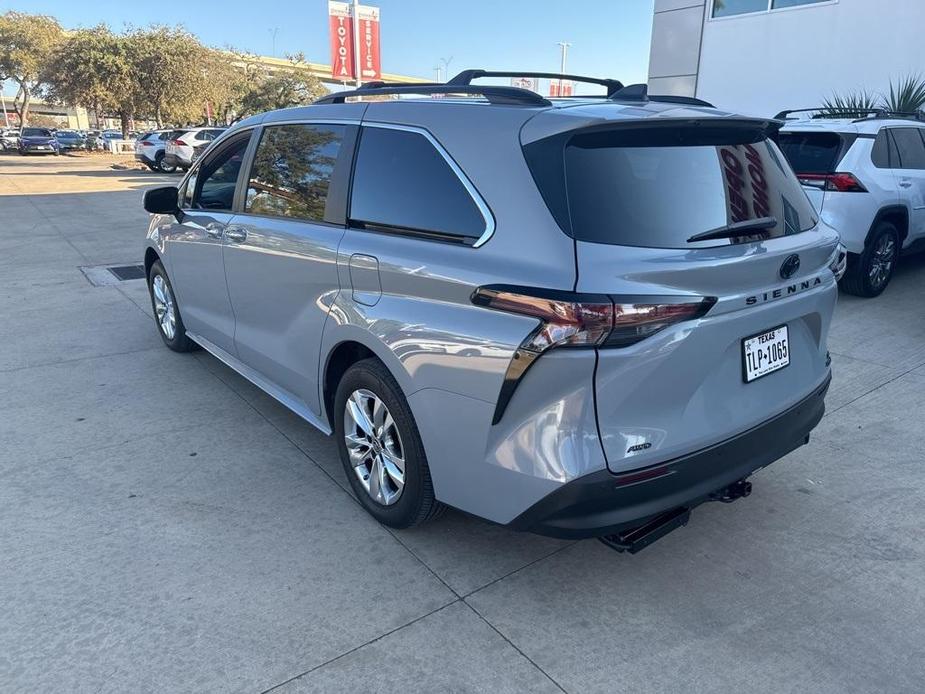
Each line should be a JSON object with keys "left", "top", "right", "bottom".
{"left": 556, "top": 41, "right": 571, "bottom": 94}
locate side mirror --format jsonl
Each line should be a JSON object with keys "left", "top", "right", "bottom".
{"left": 143, "top": 186, "right": 180, "bottom": 215}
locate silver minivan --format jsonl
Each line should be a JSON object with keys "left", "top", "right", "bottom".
{"left": 142, "top": 72, "right": 842, "bottom": 551}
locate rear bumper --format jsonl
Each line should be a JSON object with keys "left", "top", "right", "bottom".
{"left": 163, "top": 153, "right": 189, "bottom": 167}
{"left": 509, "top": 372, "right": 830, "bottom": 539}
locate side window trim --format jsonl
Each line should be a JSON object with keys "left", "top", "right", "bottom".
{"left": 348, "top": 122, "right": 496, "bottom": 248}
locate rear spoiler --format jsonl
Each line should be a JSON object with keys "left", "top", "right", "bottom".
{"left": 521, "top": 115, "right": 785, "bottom": 147}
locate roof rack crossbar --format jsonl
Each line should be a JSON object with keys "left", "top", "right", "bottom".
{"left": 775, "top": 107, "right": 925, "bottom": 122}
{"left": 314, "top": 83, "right": 552, "bottom": 107}
{"left": 448, "top": 69, "right": 624, "bottom": 97}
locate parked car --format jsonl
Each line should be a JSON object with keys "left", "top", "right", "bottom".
{"left": 778, "top": 108, "right": 925, "bottom": 297}
{"left": 163, "top": 127, "right": 226, "bottom": 170}
{"left": 135, "top": 130, "right": 182, "bottom": 172}
{"left": 18, "top": 127, "right": 59, "bottom": 155}
{"left": 54, "top": 129, "right": 86, "bottom": 151}
{"left": 190, "top": 141, "right": 209, "bottom": 165}
{"left": 0, "top": 128, "right": 20, "bottom": 150}
{"left": 141, "top": 73, "right": 842, "bottom": 551}
{"left": 87, "top": 130, "right": 125, "bottom": 151}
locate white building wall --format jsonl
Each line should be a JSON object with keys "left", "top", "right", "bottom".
{"left": 648, "top": 0, "right": 707, "bottom": 97}
{"left": 649, "top": 0, "right": 925, "bottom": 117}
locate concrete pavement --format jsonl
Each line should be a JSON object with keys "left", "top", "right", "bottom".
{"left": 1, "top": 153, "right": 923, "bottom": 693}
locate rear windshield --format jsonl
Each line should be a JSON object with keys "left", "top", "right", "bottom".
{"left": 548, "top": 127, "right": 818, "bottom": 248}
{"left": 778, "top": 131, "right": 845, "bottom": 174}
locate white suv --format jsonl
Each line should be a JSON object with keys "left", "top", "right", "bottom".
{"left": 779, "top": 110, "right": 925, "bottom": 296}
{"left": 164, "top": 127, "right": 226, "bottom": 171}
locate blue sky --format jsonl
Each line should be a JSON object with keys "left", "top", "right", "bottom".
{"left": 4, "top": 0, "right": 654, "bottom": 90}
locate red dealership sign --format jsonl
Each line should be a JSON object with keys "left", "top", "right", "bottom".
{"left": 328, "top": 1, "right": 381, "bottom": 82}
{"left": 549, "top": 80, "right": 573, "bottom": 97}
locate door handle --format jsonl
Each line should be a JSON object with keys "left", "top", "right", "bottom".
{"left": 204, "top": 222, "right": 224, "bottom": 239}
{"left": 225, "top": 226, "right": 248, "bottom": 243}
{"left": 900, "top": 180, "right": 913, "bottom": 188}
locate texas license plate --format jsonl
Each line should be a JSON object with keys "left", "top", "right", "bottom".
{"left": 743, "top": 325, "right": 790, "bottom": 383}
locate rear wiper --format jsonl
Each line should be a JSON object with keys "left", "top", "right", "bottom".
{"left": 687, "top": 217, "right": 778, "bottom": 244}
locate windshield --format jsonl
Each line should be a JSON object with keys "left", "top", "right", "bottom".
{"left": 557, "top": 128, "right": 818, "bottom": 248}
{"left": 22, "top": 128, "right": 52, "bottom": 137}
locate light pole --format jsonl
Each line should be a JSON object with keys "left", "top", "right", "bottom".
{"left": 0, "top": 91, "right": 9, "bottom": 128}
{"left": 434, "top": 65, "right": 442, "bottom": 82}
{"left": 556, "top": 41, "right": 571, "bottom": 95}
{"left": 440, "top": 56, "right": 454, "bottom": 83}
{"left": 352, "top": 0, "right": 362, "bottom": 87}
{"left": 268, "top": 27, "right": 279, "bottom": 57}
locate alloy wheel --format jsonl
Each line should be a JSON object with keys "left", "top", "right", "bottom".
{"left": 343, "top": 389, "right": 406, "bottom": 506}
{"left": 151, "top": 274, "right": 177, "bottom": 340}
{"left": 869, "top": 234, "right": 895, "bottom": 290}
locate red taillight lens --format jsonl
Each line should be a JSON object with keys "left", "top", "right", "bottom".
{"left": 607, "top": 301, "right": 715, "bottom": 347}
{"left": 170, "top": 139, "right": 188, "bottom": 147}
{"left": 471, "top": 286, "right": 715, "bottom": 423}
{"left": 140, "top": 141, "right": 153, "bottom": 146}
{"left": 472, "top": 288, "right": 613, "bottom": 351}
{"left": 797, "top": 172, "right": 867, "bottom": 192}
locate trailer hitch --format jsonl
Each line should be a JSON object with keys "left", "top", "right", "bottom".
{"left": 709, "top": 479, "right": 752, "bottom": 504}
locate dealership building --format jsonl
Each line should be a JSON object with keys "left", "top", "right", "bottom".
{"left": 648, "top": 0, "right": 925, "bottom": 117}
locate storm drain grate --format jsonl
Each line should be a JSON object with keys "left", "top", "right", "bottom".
{"left": 108, "top": 264, "right": 146, "bottom": 281}
{"left": 80, "top": 263, "right": 148, "bottom": 287}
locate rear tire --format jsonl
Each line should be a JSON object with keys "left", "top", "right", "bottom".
{"left": 334, "top": 358, "right": 444, "bottom": 529}
{"left": 155, "top": 152, "right": 177, "bottom": 173}
{"left": 147, "top": 260, "right": 195, "bottom": 352}
{"left": 840, "top": 222, "right": 899, "bottom": 297}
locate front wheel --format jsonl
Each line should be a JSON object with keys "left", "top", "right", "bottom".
{"left": 840, "top": 222, "right": 899, "bottom": 297}
{"left": 147, "top": 260, "right": 195, "bottom": 352}
{"left": 334, "top": 359, "right": 444, "bottom": 529}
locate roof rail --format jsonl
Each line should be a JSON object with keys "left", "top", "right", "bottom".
{"left": 314, "top": 82, "right": 551, "bottom": 107}
{"left": 448, "top": 69, "right": 624, "bottom": 97}
{"left": 775, "top": 107, "right": 925, "bottom": 122}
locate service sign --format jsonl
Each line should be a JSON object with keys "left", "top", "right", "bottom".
{"left": 356, "top": 5, "right": 381, "bottom": 80}
{"left": 328, "top": 1, "right": 381, "bottom": 82}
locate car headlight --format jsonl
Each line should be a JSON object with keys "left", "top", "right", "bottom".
{"left": 829, "top": 243, "right": 847, "bottom": 281}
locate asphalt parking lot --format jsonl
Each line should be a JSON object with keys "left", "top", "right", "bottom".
{"left": 1, "top": 152, "right": 924, "bottom": 694}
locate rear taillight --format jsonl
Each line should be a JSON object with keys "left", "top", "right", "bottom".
{"left": 797, "top": 172, "right": 867, "bottom": 192}
{"left": 471, "top": 286, "right": 715, "bottom": 423}
{"left": 140, "top": 141, "right": 153, "bottom": 146}
{"left": 829, "top": 243, "right": 848, "bottom": 281}
{"left": 170, "top": 139, "right": 188, "bottom": 147}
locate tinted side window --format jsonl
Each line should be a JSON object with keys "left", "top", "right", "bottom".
{"left": 890, "top": 128, "right": 925, "bottom": 169}
{"left": 871, "top": 130, "right": 898, "bottom": 168}
{"left": 189, "top": 135, "right": 250, "bottom": 211}
{"left": 245, "top": 124, "right": 345, "bottom": 222}
{"left": 350, "top": 127, "right": 485, "bottom": 240}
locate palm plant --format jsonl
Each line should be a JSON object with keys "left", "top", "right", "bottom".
{"left": 883, "top": 74, "right": 925, "bottom": 114}
{"left": 819, "top": 90, "right": 879, "bottom": 119}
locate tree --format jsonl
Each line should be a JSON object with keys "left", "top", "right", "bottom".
{"left": 45, "top": 25, "right": 137, "bottom": 132}
{"left": 231, "top": 52, "right": 327, "bottom": 121}
{"left": 131, "top": 26, "right": 227, "bottom": 127}
{"left": 0, "top": 12, "right": 62, "bottom": 128}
